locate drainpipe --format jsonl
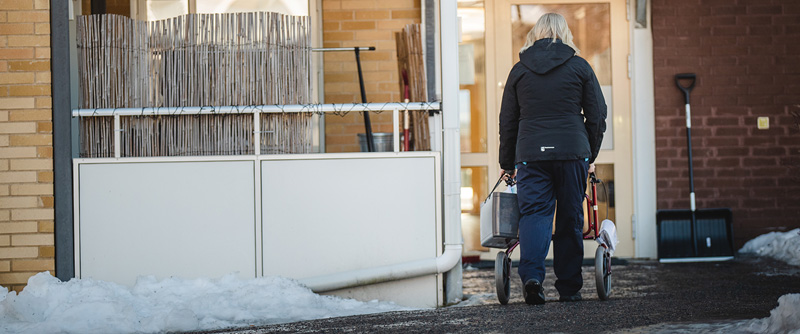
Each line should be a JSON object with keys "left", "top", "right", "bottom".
{"left": 300, "top": 1, "right": 463, "bottom": 300}
{"left": 300, "top": 244, "right": 461, "bottom": 293}
{"left": 439, "top": 0, "right": 464, "bottom": 304}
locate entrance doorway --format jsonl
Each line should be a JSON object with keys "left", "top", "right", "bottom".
{"left": 459, "top": 0, "right": 633, "bottom": 260}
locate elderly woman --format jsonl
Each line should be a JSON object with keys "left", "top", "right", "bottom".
{"left": 498, "top": 13, "right": 607, "bottom": 305}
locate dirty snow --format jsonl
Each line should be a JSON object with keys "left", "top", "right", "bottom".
{"left": 452, "top": 293, "right": 495, "bottom": 307}
{"left": 739, "top": 228, "right": 800, "bottom": 266}
{"left": 747, "top": 293, "right": 800, "bottom": 334}
{"left": 0, "top": 273, "right": 411, "bottom": 334}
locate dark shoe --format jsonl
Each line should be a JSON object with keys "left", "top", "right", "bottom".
{"left": 559, "top": 292, "right": 582, "bottom": 302}
{"left": 523, "top": 279, "right": 545, "bottom": 305}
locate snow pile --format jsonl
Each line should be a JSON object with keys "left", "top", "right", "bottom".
{"left": 739, "top": 228, "right": 800, "bottom": 266}
{"left": 0, "top": 272, "right": 411, "bottom": 334}
{"left": 741, "top": 294, "right": 800, "bottom": 334}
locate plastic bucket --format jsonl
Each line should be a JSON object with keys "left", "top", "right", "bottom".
{"left": 357, "top": 132, "right": 399, "bottom": 152}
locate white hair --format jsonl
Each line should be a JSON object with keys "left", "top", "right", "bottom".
{"left": 520, "top": 13, "right": 580, "bottom": 55}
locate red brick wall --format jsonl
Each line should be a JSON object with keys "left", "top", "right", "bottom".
{"left": 652, "top": 0, "right": 800, "bottom": 247}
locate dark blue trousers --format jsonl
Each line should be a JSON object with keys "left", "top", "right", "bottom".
{"left": 516, "top": 160, "right": 588, "bottom": 296}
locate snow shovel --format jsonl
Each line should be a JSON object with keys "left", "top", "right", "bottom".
{"left": 312, "top": 47, "right": 377, "bottom": 151}
{"left": 656, "top": 73, "right": 735, "bottom": 262}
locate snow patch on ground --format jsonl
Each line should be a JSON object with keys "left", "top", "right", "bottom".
{"left": 0, "top": 272, "right": 411, "bottom": 334}
{"left": 452, "top": 293, "right": 495, "bottom": 307}
{"left": 739, "top": 228, "right": 800, "bottom": 266}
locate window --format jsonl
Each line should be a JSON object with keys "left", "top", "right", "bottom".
{"left": 143, "top": 0, "right": 309, "bottom": 20}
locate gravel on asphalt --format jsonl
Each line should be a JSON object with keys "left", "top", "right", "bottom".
{"left": 197, "top": 255, "right": 800, "bottom": 334}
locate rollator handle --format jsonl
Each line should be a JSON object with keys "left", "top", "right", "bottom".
{"left": 485, "top": 173, "right": 516, "bottom": 203}
{"left": 503, "top": 172, "right": 515, "bottom": 186}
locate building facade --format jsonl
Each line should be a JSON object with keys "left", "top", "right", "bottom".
{"left": 1, "top": 0, "right": 799, "bottom": 293}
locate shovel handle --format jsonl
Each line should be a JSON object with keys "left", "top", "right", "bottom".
{"left": 675, "top": 73, "right": 696, "bottom": 103}
{"left": 676, "top": 73, "right": 698, "bottom": 256}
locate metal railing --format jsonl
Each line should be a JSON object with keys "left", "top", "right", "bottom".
{"left": 73, "top": 102, "right": 441, "bottom": 158}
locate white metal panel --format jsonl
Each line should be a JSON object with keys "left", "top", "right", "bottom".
{"left": 78, "top": 160, "right": 256, "bottom": 286}
{"left": 261, "top": 155, "right": 438, "bottom": 279}
{"left": 323, "top": 275, "right": 440, "bottom": 308}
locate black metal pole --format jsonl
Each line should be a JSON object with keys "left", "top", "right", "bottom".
{"left": 685, "top": 92, "right": 695, "bottom": 199}
{"left": 51, "top": 0, "right": 74, "bottom": 281}
{"left": 676, "top": 73, "right": 698, "bottom": 257}
{"left": 686, "top": 123, "right": 697, "bottom": 256}
{"left": 354, "top": 48, "right": 374, "bottom": 152}
{"left": 91, "top": 0, "right": 106, "bottom": 14}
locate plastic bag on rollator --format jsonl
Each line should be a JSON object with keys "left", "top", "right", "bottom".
{"left": 504, "top": 184, "right": 516, "bottom": 194}
{"left": 596, "top": 219, "right": 619, "bottom": 256}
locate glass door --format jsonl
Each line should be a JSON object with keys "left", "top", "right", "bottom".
{"left": 491, "top": 0, "right": 634, "bottom": 257}
{"left": 458, "top": 1, "right": 492, "bottom": 258}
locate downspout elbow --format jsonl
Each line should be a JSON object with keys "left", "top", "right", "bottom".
{"left": 435, "top": 244, "right": 462, "bottom": 273}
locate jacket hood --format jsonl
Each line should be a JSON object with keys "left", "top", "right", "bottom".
{"left": 519, "top": 38, "right": 576, "bottom": 74}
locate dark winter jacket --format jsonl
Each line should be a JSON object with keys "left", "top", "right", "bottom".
{"left": 498, "top": 38, "right": 607, "bottom": 171}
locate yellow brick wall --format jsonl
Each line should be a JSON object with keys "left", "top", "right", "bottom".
{"left": 321, "top": 0, "right": 421, "bottom": 153}
{"left": 0, "top": 0, "right": 54, "bottom": 293}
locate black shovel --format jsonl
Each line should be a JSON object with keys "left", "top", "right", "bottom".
{"left": 312, "top": 47, "right": 377, "bottom": 151}
{"left": 656, "top": 73, "right": 735, "bottom": 262}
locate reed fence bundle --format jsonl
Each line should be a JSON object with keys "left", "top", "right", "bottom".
{"left": 76, "top": 12, "right": 312, "bottom": 157}
{"left": 395, "top": 24, "right": 430, "bottom": 151}
{"left": 80, "top": 116, "right": 115, "bottom": 158}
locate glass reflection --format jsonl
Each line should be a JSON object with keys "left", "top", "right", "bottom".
{"left": 196, "top": 0, "right": 308, "bottom": 16}
{"left": 583, "top": 163, "right": 615, "bottom": 233}
{"left": 146, "top": 0, "right": 188, "bottom": 21}
{"left": 458, "top": 1, "right": 488, "bottom": 153}
{"left": 461, "top": 167, "right": 489, "bottom": 253}
{"left": 145, "top": 0, "right": 309, "bottom": 21}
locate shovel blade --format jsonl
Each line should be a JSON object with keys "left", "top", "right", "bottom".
{"left": 657, "top": 208, "right": 734, "bottom": 260}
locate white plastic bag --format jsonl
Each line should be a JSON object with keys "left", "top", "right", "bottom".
{"left": 504, "top": 184, "right": 517, "bottom": 194}
{"left": 596, "top": 219, "right": 619, "bottom": 255}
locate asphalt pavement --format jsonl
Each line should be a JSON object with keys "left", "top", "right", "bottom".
{"left": 199, "top": 256, "right": 800, "bottom": 334}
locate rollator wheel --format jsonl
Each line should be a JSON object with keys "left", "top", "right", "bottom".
{"left": 595, "top": 245, "right": 612, "bottom": 300}
{"left": 495, "top": 251, "right": 511, "bottom": 305}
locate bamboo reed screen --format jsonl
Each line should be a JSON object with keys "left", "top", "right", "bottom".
{"left": 395, "top": 24, "right": 430, "bottom": 151}
{"left": 76, "top": 13, "right": 313, "bottom": 157}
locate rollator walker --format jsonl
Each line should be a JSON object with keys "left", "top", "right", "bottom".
{"left": 479, "top": 173, "right": 613, "bottom": 305}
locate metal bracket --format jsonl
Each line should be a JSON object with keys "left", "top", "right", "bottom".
{"left": 626, "top": 0, "right": 631, "bottom": 21}
{"left": 628, "top": 54, "right": 632, "bottom": 79}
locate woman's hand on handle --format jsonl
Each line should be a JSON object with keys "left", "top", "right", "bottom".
{"left": 500, "top": 169, "right": 516, "bottom": 181}
{"left": 588, "top": 163, "right": 596, "bottom": 174}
